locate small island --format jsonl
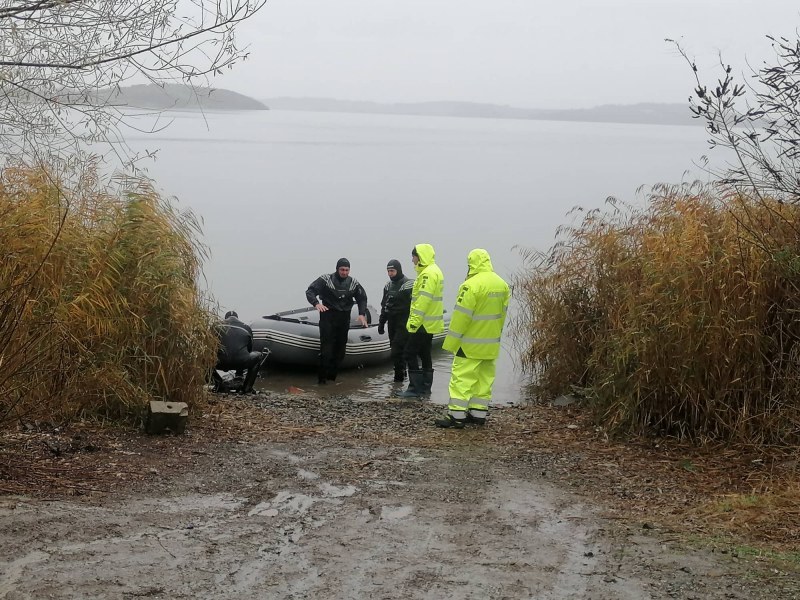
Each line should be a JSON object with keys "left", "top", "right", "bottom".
{"left": 101, "top": 83, "right": 268, "bottom": 111}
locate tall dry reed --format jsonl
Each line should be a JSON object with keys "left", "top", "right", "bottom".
{"left": 0, "top": 164, "right": 217, "bottom": 427}
{"left": 513, "top": 184, "right": 800, "bottom": 444}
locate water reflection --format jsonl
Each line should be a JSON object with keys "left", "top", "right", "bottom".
{"left": 254, "top": 348, "right": 522, "bottom": 407}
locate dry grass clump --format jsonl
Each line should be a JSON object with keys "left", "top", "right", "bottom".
{"left": 513, "top": 184, "right": 800, "bottom": 444}
{"left": 0, "top": 164, "right": 217, "bottom": 428}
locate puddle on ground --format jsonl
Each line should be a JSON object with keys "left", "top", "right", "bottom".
{"left": 318, "top": 483, "right": 357, "bottom": 498}
{"left": 135, "top": 493, "right": 245, "bottom": 513}
{"left": 397, "top": 449, "right": 427, "bottom": 463}
{"left": 297, "top": 469, "right": 320, "bottom": 481}
{"left": 380, "top": 505, "right": 414, "bottom": 521}
{"left": 270, "top": 450, "right": 303, "bottom": 464}
{"left": 249, "top": 491, "right": 316, "bottom": 517}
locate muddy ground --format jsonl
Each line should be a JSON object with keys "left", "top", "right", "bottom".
{"left": 1, "top": 380, "right": 799, "bottom": 599}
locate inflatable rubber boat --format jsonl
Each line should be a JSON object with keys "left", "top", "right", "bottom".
{"left": 250, "top": 305, "right": 447, "bottom": 369}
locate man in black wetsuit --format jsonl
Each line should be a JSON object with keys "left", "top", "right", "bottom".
{"left": 378, "top": 259, "right": 414, "bottom": 382}
{"left": 305, "top": 258, "right": 368, "bottom": 385}
{"left": 213, "top": 310, "right": 264, "bottom": 394}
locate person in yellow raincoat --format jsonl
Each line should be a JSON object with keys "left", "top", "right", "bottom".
{"left": 435, "top": 248, "right": 510, "bottom": 428}
{"left": 396, "top": 243, "right": 445, "bottom": 398}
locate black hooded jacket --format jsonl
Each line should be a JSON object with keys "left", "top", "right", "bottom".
{"left": 379, "top": 261, "right": 413, "bottom": 327}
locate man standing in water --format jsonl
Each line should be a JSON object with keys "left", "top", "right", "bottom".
{"left": 306, "top": 258, "right": 368, "bottom": 385}
{"left": 378, "top": 259, "right": 414, "bottom": 382}
{"left": 396, "top": 244, "right": 445, "bottom": 398}
{"left": 435, "top": 248, "right": 510, "bottom": 428}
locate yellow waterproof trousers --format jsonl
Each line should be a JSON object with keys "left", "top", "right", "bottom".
{"left": 447, "top": 355, "right": 497, "bottom": 420}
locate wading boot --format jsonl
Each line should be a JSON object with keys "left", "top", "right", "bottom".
{"left": 393, "top": 369, "right": 406, "bottom": 383}
{"left": 421, "top": 369, "right": 434, "bottom": 396}
{"left": 241, "top": 367, "right": 259, "bottom": 394}
{"left": 434, "top": 415, "right": 465, "bottom": 429}
{"left": 395, "top": 370, "right": 423, "bottom": 398}
{"left": 210, "top": 370, "right": 225, "bottom": 393}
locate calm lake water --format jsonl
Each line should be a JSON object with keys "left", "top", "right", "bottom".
{"left": 123, "top": 109, "right": 710, "bottom": 404}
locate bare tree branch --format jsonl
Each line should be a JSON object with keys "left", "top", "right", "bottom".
{"left": 0, "top": 0, "right": 268, "bottom": 163}
{"left": 667, "top": 34, "right": 800, "bottom": 204}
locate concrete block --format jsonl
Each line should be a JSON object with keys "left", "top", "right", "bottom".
{"left": 145, "top": 400, "right": 189, "bottom": 435}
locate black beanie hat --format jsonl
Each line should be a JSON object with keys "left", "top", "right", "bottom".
{"left": 336, "top": 257, "right": 350, "bottom": 269}
{"left": 411, "top": 246, "right": 418, "bottom": 257}
{"left": 387, "top": 259, "right": 403, "bottom": 280}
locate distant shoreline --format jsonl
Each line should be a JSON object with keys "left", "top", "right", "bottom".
{"left": 259, "top": 97, "right": 699, "bottom": 127}
{"left": 103, "top": 85, "right": 698, "bottom": 126}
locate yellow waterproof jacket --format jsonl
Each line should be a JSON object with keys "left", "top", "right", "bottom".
{"left": 443, "top": 249, "right": 510, "bottom": 360}
{"left": 406, "top": 243, "right": 445, "bottom": 334}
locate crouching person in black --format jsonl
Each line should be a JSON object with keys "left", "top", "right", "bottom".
{"left": 213, "top": 310, "right": 264, "bottom": 394}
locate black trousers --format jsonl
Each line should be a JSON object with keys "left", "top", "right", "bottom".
{"left": 215, "top": 352, "right": 262, "bottom": 373}
{"left": 214, "top": 351, "right": 263, "bottom": 392}
{"left": 403, "top": 326, "right": 433, "bottom": 372}
{"left": 387, "top": 317, "right": 410, "bottom": 375}
{"left": 319, "top": 309, "right": 351, "bottom": 380}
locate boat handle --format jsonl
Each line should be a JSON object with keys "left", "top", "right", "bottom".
{"left": 359, "top": 335, "right": 372, "bottom": 342}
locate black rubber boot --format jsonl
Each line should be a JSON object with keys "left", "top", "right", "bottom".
{"left": 466, "top": 413, "right": 486, "bottom": 425}
{"left": 393, "top": 369, "right": 406, "bottom": 383}
{"left": 421, "top": 369, "right": 434, "bottom": 395}
{"left": 241, "top": 367, "right": 259, "bottom": 394}
{"left": 395, "top": 370, "right": 423, "bottom": 398}
{"left": 434, "top": 415, "right": 465, "bottom": 429}
{"left": 210, "top": 370, "right": 226, "bottom": 393}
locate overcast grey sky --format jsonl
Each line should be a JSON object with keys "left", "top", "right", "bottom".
{"left": 217, "top": 0, "right": 800, "bottom": 110}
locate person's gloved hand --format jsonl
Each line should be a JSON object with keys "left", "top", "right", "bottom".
{"left": 377, "top": 323, "right": 385, "bottom": 335}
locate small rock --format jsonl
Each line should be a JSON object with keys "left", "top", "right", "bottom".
{"left": 552, "top": 394, "right": 580, "bottom": 407}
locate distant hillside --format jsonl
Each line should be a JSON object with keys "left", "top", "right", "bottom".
{"left": 261, "top": 97, "right": 696, "bottom": 126}
{"left": 99, "top": 84, "right": 268, "bottom": 111}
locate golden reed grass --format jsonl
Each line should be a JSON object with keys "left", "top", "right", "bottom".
{"left": 513, "top": 184, "right": 800, "bottom": 444}
{"left": 0, "top": 164, "right": 217, "bottom": 427}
